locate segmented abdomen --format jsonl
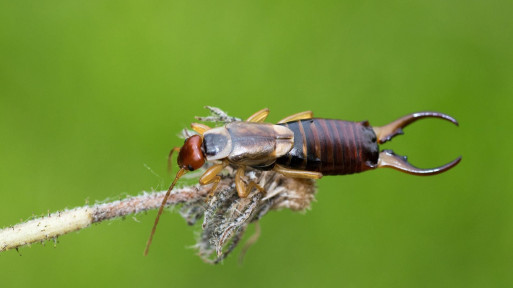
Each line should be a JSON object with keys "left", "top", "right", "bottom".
{"left": 276, "top": 119, "right": 379, "bottom": 175}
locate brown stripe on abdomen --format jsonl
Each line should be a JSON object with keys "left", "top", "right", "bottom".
{"left": 277, "top": 118, "right": 379, "bottom": 175}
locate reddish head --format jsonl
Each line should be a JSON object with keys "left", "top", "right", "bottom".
{"left": 177, "top": 135, "right": 205, "bottom": 171}
{"left": 145, "top": 134, "right": 206, "bottom": 256}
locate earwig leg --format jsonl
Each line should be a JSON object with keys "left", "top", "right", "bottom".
{"left": 246, "top": 182, "right": 266, "bottom": 197}
{"left": 167, "top": 147, "right": 180, "bottom": 176}
{"left": 191, "top": 123, "right": 211, "bottom": 135}
{"left": 277, "top": 111, "right": 314, "bottom": 124}
{"left": 199, "top": 161, "right": 228, "bottom": 197}
{"left": 273, "top": 165, "right": 323, "bottom": 179}
{"left": 246, "top": 108, "right": 270, "bottom": 123}
{"left": 235, "top": 167, "right": 266, "bottom": 198}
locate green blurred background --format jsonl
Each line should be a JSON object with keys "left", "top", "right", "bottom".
{"left": 1, "top": 0, "right": 512, "bottom": 287}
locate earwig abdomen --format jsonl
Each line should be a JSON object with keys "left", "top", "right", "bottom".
{"left": 277, "top": 119, "right": 379, "bottom": 175}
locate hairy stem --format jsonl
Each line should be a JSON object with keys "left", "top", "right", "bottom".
{"left": 0, "top": 182, "right": 225, "bottom": 253}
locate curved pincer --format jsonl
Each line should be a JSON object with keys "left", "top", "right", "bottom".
{"left": 373, "top": 111, "right": 461, "bottom": 176}
{"left": 378, "top": 150, "right": 461, "bottom": 175}
{"left": 373, "top": 111, "right": 458, "bottom": 144}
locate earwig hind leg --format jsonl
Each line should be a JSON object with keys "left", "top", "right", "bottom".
{"left": 191, "top": 123, "right": 211, "bottom": 135}
{"left": 199, "top": 161, "right": 228, "bottom": 198}
{"left": 246, "top": 108, "right": 270, "bottom": 123}
{"left": 277, "top": 111, "right": 314, "bottom": 124}
{"left": 167, "top": 147, "right": 181, "bottom": 176}
{"left": 273, "top": 165, "right": 323, "bottom": 179}
{"left": 235, "top": 167, "right": 265, "bottom": 198}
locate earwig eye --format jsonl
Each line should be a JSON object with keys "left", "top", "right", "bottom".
{"left": 188, "top": 165, "right": 194, "bottom": 171}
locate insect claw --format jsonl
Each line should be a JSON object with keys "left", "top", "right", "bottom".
{"left": 373, "top": 111, "right": 459, "bottom": 144}
{"left": 377, "top": 150, "right": 461, "bottom": 175}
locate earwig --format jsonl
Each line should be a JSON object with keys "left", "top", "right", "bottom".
{"left": 144, "top": 108, "right": 461, "bottom": 255}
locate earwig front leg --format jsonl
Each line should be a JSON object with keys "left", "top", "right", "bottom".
{"left": 273, "top": 164, "right": 323, "bottom": 179}
{"left": 191, "top": 123, "right": 211, "bottom": 135}
{"left": 246, "top": 108, "right": 270, "bottom": 123}
{"left": 235, "top": 166, "right": 265, "bottom": 198}
{"left": 199, "top": 161, "right": 228, "bottom": 197}
{"left": 277, "top": 111, "right": 313, "bottom": 124}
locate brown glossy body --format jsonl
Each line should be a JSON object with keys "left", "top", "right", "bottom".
{"left": 145, "top": 108, "right": 461, "bottom": 256}
{"left": 277, "top": 119, "right": 379, "bottom": 175}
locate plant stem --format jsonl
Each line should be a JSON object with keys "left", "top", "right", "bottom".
{"left": 0, "top": 183, "right": 216, "bottom": 252}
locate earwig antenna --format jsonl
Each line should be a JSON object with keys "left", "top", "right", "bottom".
{"left": 167, "top": 147, "right": 180, "bottom": 176}
{"left": 144, "top": 168, "right": 187, "bottom": 256}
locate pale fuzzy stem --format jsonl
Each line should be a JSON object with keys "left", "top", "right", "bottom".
{"left": 0, "top": 207, "right": 92, "bottom": 252}
{"left": 0, "top": 183, "right": 221, "bottom": 253}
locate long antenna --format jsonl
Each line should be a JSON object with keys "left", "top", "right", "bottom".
{"left": 144, "top": 168, "right": 186, "bottom": 256}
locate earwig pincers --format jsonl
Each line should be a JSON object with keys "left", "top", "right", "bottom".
{"left": 144, "top": 109, "right": 461, "bottom": 255}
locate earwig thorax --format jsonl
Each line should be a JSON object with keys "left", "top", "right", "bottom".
{"left": 202, "top": 127, "right": 232, "bottom": 160}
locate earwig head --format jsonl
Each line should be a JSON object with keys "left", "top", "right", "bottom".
{"left": 177, "top": 135, "right": 205, "bottom": 171}
{"left": 144, "top": 134, "right": 205, "bottom": 256}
